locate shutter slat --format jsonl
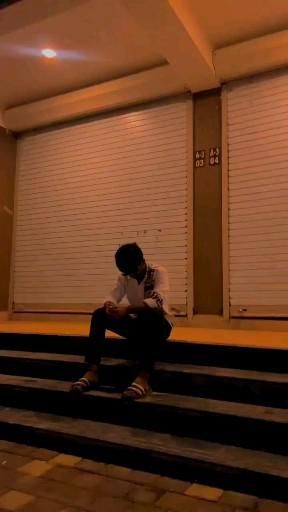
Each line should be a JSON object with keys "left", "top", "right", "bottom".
{"left": 227, "top": 72, "right": 288, "bottom": 316}
{"left": 14, "top": 100, "right": 190, "bottom": 309}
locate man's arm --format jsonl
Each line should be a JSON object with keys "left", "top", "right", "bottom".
{"left": 126, "top": 303, "right": 149, "bottom": 314}
{"left": 108, "top": 267, "right": 169, "bottom": 318}
{"left": 121, "top": 267, "right": 169, "bottom": 315}
{"left": 125, "top": 267, "right": 170, "bottom": 314}
{"left": 143, "top": 266, "right": 169, "bottom": 312}
{"left": 104, "top": 276, "right": 126, "bottom": 306}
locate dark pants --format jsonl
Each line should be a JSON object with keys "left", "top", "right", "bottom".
{"left": 86, "top": 307, "right": 172, "bottom": 373}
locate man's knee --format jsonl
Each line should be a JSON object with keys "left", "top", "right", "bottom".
{"left": 138, "top": 307, "right": 163, "bottom": 322}
{"left": 90, "top": 307, "right": 106, "bottom": 325}
{"left": 137, "top": 308, "right": 167, "bottom": 332}
{"left": 140, "top": 307, "right": 160, "bottom": 316}
{"left": 138, "top": 308, "right": 171, "bottom": 339}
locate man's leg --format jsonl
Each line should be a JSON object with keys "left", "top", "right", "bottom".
{"left": 123, "top": 309, "right": 172, "bottom": 400}
{"left": 71, "top": 307, "right": 131, "bottom": 393}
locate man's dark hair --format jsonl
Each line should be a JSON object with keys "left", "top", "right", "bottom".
{"left": 115, "top": 243, "right": 144, "bottom": 274}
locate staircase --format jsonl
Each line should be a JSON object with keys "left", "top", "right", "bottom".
{"left": 0, "top": 332, "right": 287, "bottom": 501}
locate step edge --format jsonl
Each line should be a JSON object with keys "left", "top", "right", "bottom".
{"left": 0, "top": 374, "right": 287, "bottom": 424}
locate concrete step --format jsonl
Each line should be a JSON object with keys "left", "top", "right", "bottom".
{"left": 0, "top": 350, "right": 287, "bottom": 407}
{"left": 1, "top": 332, "right": 288, "bottom": 372}
{"left": 0, "top": 404, "right": 287, "bottom": 501}
{"left": 0, "top": 374, "right": 286, "bottom": 454}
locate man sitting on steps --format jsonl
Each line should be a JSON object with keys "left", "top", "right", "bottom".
{"left": 71, "top": 243, "right": 172, "bottom": 400}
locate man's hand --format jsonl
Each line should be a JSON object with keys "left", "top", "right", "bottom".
{"left": 104, "top": 301, "right": 116, "bottom": 314}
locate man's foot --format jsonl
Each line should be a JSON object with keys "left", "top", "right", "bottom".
{"left": 122, "top": 372, "right": 151, "bottom": 401}
{"left": 70, "top": 368, "right": 99, "bottom": 394}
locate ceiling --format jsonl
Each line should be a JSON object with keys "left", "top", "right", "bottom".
{"left": 0, "top": 0, "right": 288, "bottom": 121}
{"left": 0, "top": 0, "right": 165, "bottom": 109}
{"left": 189, "top": 0, "right": 288, "bottom": 48}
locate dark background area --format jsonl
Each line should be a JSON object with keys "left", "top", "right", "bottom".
{"left": 0, "top": 0, "right": 22, "bottom": 10}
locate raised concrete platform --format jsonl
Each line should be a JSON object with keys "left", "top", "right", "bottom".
{"left": 1, "top": 317, "right": 288, "bottom": 349}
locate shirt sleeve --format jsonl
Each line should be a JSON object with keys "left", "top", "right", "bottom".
{"left": 105, "top": 276, "right": 126, "bottom": 304}
{"left": 144, "top": 267, "right": 169, "bottom": 313}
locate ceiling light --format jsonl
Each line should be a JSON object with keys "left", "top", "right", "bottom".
{"left": 42, "top": 48, "right": 57, "bottom": 59}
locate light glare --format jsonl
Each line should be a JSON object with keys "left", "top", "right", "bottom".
{"left": 42, "top": 48, "right": 57, "bottom": 59}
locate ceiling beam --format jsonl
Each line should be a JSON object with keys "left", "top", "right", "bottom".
{"left": 122, "top": 0, "right": 219, "bottom": 92}
{"left": 214, "top": 30, "right": 288, "bottom": 82}
{"left": 4, "top": 64, "right": 187, "bottom": 132}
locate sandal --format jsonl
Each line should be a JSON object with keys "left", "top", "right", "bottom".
{"left": 122, "top": 381, "right": 151, "bottom": 401}
{"left": 70, "top": 377, "right": 95, "bottom": 394}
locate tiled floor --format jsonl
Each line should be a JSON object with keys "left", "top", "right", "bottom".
{"left": 1, "top": 319, "right": 288, "bottom": 349}
{"left": 0, "top": 440, "right": 286, "bottom": 511}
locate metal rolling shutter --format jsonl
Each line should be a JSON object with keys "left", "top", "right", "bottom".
{"left": 13, "top": 99, "right": 191, "bottom": 314}
{"left": 226, "top": 71, "right": 288, "bottom": 317}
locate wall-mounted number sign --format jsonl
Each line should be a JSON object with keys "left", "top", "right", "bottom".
{"left": 209, "top": 147, "right": 220, "bottom": 166}
{"left": 195, "top": 150, "right": 206, "bottom": 168}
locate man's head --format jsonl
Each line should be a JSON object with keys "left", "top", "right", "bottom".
{"left": 115, "top": 243, "right": 146, "bottom": 279}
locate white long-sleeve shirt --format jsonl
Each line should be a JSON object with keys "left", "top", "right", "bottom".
{"left": 106, "top": 263, "right": 170, "bottom": 315}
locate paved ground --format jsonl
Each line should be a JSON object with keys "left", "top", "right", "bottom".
{"left": 0, "top": 440, "right": 286, "bottom": 511}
